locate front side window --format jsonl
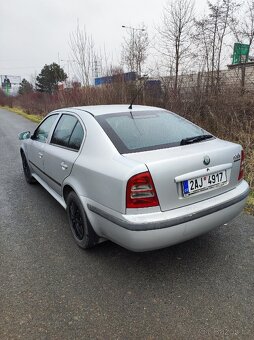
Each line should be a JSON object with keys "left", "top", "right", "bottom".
{"left": 51, "top": 114, "right": 84, "bottom": 150}
{"left": 33, "top": 115, "right": 58, "bottom": 143}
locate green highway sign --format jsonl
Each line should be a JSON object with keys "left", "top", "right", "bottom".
{"left": 232, "top": 43, "right": 250, "bottom": 64}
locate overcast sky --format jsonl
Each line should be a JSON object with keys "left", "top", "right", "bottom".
{"left": 1, "top": 0, "right": 208, "bottom": 81}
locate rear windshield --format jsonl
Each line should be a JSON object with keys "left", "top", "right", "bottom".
{"left": 96, "top": 110, "right": 208, "bottom": 154}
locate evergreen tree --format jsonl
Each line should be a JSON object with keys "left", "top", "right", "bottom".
{"left": 36, "top": 63, "right": 67, "bottom": 94}
{"left": 18, "top": 79, "right": 33, "bottom": 95}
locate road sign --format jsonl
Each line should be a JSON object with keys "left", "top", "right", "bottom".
{"left": 232, "top": 43, "right": 250, "bottom": 64}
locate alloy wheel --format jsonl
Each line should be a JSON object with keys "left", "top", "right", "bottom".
{"left": 69, "top": 200, "right": 85, "bottom": 240}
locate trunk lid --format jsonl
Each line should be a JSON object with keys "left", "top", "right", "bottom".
{"left": 123, "top": 138, "right": 242, "bottom": 211}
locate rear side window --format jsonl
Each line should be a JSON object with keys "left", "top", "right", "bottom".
{"left": 96, "top": 110, "right": 207, "bottom": 153}
{"left": 68, "top": 121, "right": 84, "bottom": 150}
{"left": 51, "top": 114, "right": 84, "bottom": 150}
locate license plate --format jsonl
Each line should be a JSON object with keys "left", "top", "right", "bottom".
{"left": 182, "top": 170, "right": 227, "bottom": 196}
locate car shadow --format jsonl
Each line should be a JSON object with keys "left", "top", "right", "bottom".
{"left": 85, "top": 229, "right": 223, "bottom": 278}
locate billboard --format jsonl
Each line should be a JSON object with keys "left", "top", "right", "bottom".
{"left": 95, "top": 72, "right": 137, "bottom": 86}
{"left": 0, "top": 75, "right": 21, "bottom": 95}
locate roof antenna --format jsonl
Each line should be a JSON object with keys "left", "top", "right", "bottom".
{"left": 128, "top": 74, "right": 148, "bottom": 110}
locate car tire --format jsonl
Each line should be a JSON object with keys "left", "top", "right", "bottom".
{"left": 21, "top": 152, "right": 36, "bottom": 184}
{"left": 66, "top": 191, "right": 98, "bottom": 249}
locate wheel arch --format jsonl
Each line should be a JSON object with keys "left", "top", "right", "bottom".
{"left": 63, "top": 184, "right": 76, "bottom": 203}
{"left": 20, "top": 146, "right": 29, "bottom": 160}
{"left": 62, "top": 175, "right": 87, "bottom": 203}
{"left": 20, "top": 147, "right": 25, "bottom": 156}
{"left": 20, "top": 147, "right": 29, "bottom": 162}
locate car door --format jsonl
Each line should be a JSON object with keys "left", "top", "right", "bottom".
{"left": 43, "top": 113, "right": 85, "bottom": 195}
{"left": 28, "top": 114, "right": 59, "bottom": 182}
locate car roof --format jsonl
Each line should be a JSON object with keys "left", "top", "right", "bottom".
{"left": 64, "top": 104, "right": 163, "bottom": 117}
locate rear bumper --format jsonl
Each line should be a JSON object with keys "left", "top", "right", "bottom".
{"left": 84, "top": 180, "right": 249, "bottom": 251}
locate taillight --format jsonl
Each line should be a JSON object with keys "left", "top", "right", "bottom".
{"left": 238, "top": 150, "right": 245, "bottom": 181}
{"left": 126, "top": 171, "right": 159, "bottom": 209}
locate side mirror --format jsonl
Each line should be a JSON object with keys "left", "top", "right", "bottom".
{"left": 18, "top": 131, "right": 31, "bottom": 140}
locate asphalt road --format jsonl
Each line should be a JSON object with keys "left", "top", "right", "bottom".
{"left": 0, "top": 107, "right": 254, "bottom": 340}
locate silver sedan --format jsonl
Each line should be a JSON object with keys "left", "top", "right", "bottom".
{"left": 19, "top": 105, "right": 249, "bottom": 251}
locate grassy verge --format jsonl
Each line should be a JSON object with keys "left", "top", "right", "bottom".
{"left": 0, "top": 106, "right": 43, "bottom": 123}
{"left": 245, "top": 191, "right": 254, "bottom": 216}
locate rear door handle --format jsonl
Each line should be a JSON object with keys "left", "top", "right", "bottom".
{"left": 38, "top": 152, "right": 43, "bottom": 158}
{"left": 61, "top": 162, "right": 68, "bottom": 170}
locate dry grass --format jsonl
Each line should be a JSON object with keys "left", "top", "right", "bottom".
{"left": 245, "top": 190, "right": 254, "bottom": 215}
{"left": 0, "top": 106, "right": 43, "bottom": 123}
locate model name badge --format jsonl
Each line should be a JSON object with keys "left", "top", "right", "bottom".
{"left": 233, "top": 153, "right": 241, "bottom": 162}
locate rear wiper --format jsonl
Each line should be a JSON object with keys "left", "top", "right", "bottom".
{"left": 180, "top": 134, "right": 213, "bottom": 145}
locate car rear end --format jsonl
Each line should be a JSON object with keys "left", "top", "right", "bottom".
{"left": 89, "top": 107, "right": 249, "bottom": 251}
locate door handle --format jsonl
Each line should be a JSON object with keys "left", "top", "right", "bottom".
{"left": 61, "top": 162, "right": 68, "bottom": 170}
{"left": 38, "top": 152, "right": 43, "bottom": 158}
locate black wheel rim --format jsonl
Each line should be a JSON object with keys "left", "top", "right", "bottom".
{"left": 22, "top": 155, "right": 30, "bottom": 178}
{"left": 69, "top": 201, "right": 85, "bottom": 240}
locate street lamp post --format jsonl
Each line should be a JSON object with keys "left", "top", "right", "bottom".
{"left": 121, "top": 25, "right": 145, "bottom": 32}
{"left": 121, "top": 25, "right": 146, "bottom": 75}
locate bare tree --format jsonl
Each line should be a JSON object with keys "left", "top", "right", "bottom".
{"left": 157, "top": 0, "right": 195, "bottom": 93}
{"left": 230, "top": 1, "right": 254, "bottom": 93}
{"left": 69, "top": 24, "right": 97, "bottom": 86}
{"left": 215, "top": 0, "right": 239, "bottom": 91}
{"left": 230, "top": 0, "right": 254, "bottom": 46}
{"left": 194, "top": 0, "right": 240, "bottom": 94}
{"left": 121, "top": 25, "right": 149, "bottom": 76}
{"left": 193, "top": 19, "right": 211, "bottom": 74}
